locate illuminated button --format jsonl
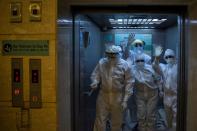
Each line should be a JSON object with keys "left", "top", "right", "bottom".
{"left": 32, "top": 96, "right": 38, "bottom": 102}
{"left": 14, "top": 69, "right": 20, "bottom": 82}
{"left": 14, "top": 89, "right": 20, "bottom": 95}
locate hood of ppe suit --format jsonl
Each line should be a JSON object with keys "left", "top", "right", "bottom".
{"left": 164, "top": 49, "right": 175, "bottom": 58}
{"left": 164, "top": 49, "right": 176, "bottom": 65}
{"left": 132, "top": 39, "right": 145, "bottom": 46}
{"left": 105, "top": 45, "right": 122, "bottom": 54}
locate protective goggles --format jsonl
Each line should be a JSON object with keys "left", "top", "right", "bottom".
{"left": 136, "top": 59, "right": 145, "bottom": 63}
{"left": 165, "top": 55, "right": 174, "bottom": 59}
{"left": 134, "top": 43, "right": 143, "bottom": 47}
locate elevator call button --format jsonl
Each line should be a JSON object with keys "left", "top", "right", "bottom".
{"left": 30, "top": 59, "right": 42, "bottom": 108}
{"left": 12, "top": 58, "right": 23, "bottom": 107}
{"left": 14, "top": 88, "right": 20, "bottom": 95}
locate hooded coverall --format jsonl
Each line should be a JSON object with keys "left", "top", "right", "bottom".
{"left": 91, "top": 57, "right": 134, "bottom": 131}
{"left": 152, "top": 49, "right": 177, "bottom": 130}
{"left": 158, "top": 63, "right": 177, "bottom": 130}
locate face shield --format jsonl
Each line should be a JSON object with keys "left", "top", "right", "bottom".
{"left": 132, "top": 39, "right": 145, "bottom": 54}
{"left": 106, "top": 52, "right": 119, "bottom": 58}
{"left": 105, "top": 45, "right": 122, "bottom": 59}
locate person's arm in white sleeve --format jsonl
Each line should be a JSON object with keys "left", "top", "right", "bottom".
{"left": 152, "top": 56, "right": 164, "bottom": 77}
{"left": 146, "top": 54, "right": 152, "bottom": 65}
{"left": 90, "top": 63, "right": 101, "bottom": 90}
{"left": 122, "top": 34, "right": 135, "bottom": 60}
{"left": 122, "top": 65, "right": 135, "bottom": 110}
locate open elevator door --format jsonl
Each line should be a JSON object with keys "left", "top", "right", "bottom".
{"left": 71, "top": 5, "right": 187, "bottom": 131}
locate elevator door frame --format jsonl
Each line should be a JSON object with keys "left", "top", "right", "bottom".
{"left": 71, "top": 5, "right": 188, "bottom": 131}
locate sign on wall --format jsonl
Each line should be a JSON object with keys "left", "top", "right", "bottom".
{"left": 1, "top": 40, "right": 49, "bottom": 56}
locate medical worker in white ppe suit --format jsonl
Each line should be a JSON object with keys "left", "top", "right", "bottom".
{"left": 122, "top": 34, "right": 164, "bottom": 131}
{"left": 132, "top": 54, "right": 161, "bottom": 131}
{"left": 153, "top": 48, "right": 177, "bottom": 130}
{"left": 90, "top": 45, "right": 134, "bottom": 131}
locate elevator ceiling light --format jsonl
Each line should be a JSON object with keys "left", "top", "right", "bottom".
{"left": 152, "top": 19, "right": 158, "bottom": 21}
{"left": 118, "top": 19, "right": 123, "bottom": 24}
{"left": 109, "top": 19, "right": 116, "bottom": 24}
{"left": 128, "top": 19, "right": 133, "bottom": 24}
{"left": 109, "top": 18, "right": 167, "bottom": 25}
{"left": 124, "top": 19, "right": 127, "bottom": 24}
{"left": 112, "top": 26, "right": 156, "bottom": 29}
{"left": 143, "top": 19, "right": 147, "bottom": 22}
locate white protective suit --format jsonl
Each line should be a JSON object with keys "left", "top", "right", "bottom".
{"left": 153, "top": 49, "right": 177, "bottom": 129}
{"left": 122, "top": 39, "right": 152, "bottom": 131}
{"left": 132, "top": 54, "right": 160, "bottom": 131}
{"left": 91, "top": 45, "right": 134, "bottom": 131}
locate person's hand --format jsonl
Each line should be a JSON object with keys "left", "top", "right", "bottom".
{"left": 128, "top": 34, "right": 135, "bottom": 45}
{"left": 159, "top": 91, "right": 164, "bottom": 98}
{"left": 154, "top": 56, "right": 161, "bottom": 63}
{"left": 154, "top": 45, "right": 163, "bottom": 57}
{"left": 90, "top": 83, "right": 97, "bottom": 90}
{"left": 121, "top": 101, "right": 127, "bottom": 111}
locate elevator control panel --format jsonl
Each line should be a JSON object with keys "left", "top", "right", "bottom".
{"left": 12, "top": 58, "right": 23, "bottom": 107}
{"left": 30, "top": 59, "right": 42, "bottom": 108}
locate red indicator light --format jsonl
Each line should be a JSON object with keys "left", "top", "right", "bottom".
{"left": 32, "top": 96, "right": 38, "bottom": 102}
{"left": 15, "top": 76, "right": 19, "bottom": 82}
{"left": 14, "top": 69, "right": 20, "bottom": 82}
{"left": 14, "top": 89, "right": 20, "bottom": 95}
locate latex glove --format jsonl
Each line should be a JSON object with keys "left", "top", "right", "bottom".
{"left": 121, "top": 101, "right": 127, "bottom": 111}
{"left": 90, "top": 82, "right": 98, "bottom": 90}
{"left": 83, "top": 89, "right": 94, "bottom": 96}
{"left": 159, "top": 91, "right": 164, "bottom": 98}
{"left": 154, "top": 45, "right": 163, "bottom": 57}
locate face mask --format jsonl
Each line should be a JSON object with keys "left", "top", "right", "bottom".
{"left": 165, "top": 58, "right": 174, "bottom": 64}
{"left": 134, "top": 46, "right": 143, "bottom": 54}
{"left": 106, "top": 53, "right": 118, "bottom": 59}
{"left": 136, "top": 61, "right": 145, "bottom": 68}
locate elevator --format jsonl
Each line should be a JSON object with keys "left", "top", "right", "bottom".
{"left": 57, "top": 5, "right": 187, "bottom": 131}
